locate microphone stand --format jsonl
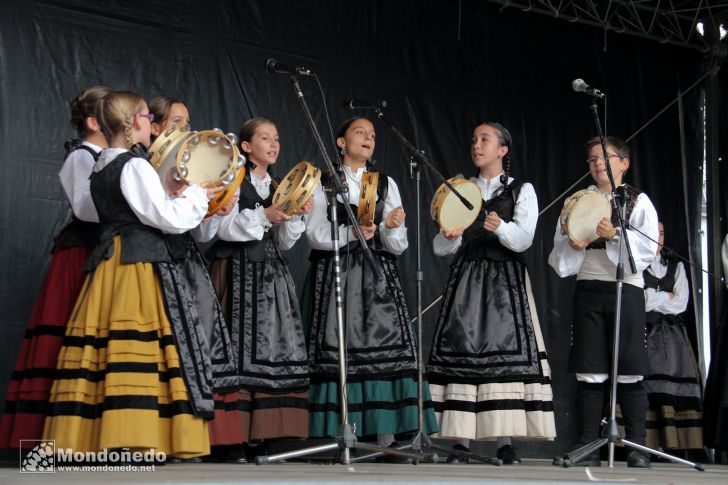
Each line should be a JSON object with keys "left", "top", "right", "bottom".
{"left": 257, "top": 75, "right": 418, "bottom": 465}
{"left": 348, "top": 107, "right": 499, "bottom": 465}
{"left": 561, "top": 96, "right": 703, "bottom": 471}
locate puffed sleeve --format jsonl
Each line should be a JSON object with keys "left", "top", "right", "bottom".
{"left": 305, "top": 183, "right": 354, "bottom": 250}
{"left": 59, "top": 148, "right": 99, "bottom": 222}
{"left": 605, "top": 193, "right": 659, "bottom": 274}
{"left": 492, "top": 182, "right": 537, "bottom": 252}
{"left": 377, "top": 176, "right": 408, "bottom": 256}
{"left": 548, "top": 217, "right": 586, "bottom": 277}
{"left": 120, "top": 157, "right": 208, "bottom": 233}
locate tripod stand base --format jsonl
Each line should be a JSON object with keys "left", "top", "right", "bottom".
{"left": 560, "top": 435, "right": 704, "bottom": 471}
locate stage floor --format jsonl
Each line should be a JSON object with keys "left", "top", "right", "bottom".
{"left": 2, "top": 459, "right": 727, "bottom": 485}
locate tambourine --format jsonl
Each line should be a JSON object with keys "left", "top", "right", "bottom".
{"left": 356, "top": 171, "right": 379, "bottom": 226}
{"left": 149, "top": 125, "right": 245, "bottom": 216}
{"left": 272, "top": 161, "right": 321, "bottom": 215}
{"left": 560, "top": 189, "right": 612, "bottom": 243}
{"left": 430, "top": 176, "right": 483, "bottom": 232}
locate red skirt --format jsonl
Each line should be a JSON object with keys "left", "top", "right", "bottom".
{"left": 0, "top": 245, "right": 91, "bottom": 448}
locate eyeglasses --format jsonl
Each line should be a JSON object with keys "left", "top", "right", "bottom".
{"left": 586, "top": 154, "right": 622, "bottom": 165}
{"left": 137, "top": 113, "right": 155, "bottom": 122}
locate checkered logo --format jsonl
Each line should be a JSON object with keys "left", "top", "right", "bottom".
{"left": 19, "top": 440, "right": 55, "bottom": 473}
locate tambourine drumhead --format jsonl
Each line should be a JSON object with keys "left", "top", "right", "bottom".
{"left": 430, "top": 177, "right": 483, "bottom": 232}
{"left": 357, "top": 171, "right": 379, "bottom": 226}
{"left": 560, "top": 189, "right": 612, "bottom": 242}
{"left": 272, "top": 161, "right": 321, "bottom": 215}
{"left": 176, "top": 130, "right": 239, "bottom": 186}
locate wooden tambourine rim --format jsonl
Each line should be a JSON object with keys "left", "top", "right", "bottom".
{"left": 560, "top": 189, "right": 612, "bottom": 242}
{"left": 207, "top": 154, "right": 245, "bottom": 217}
{"left": 148, "top": 124, "right": 190, "bottom": 172}
{"left": 357, "top": 171, "right": 379, "bottom": 226}
{"left": 272, "top": 161, "right": 321, "bottom": 215}
{"left": 430, "top": 177, "right": 483, "bottom": 231}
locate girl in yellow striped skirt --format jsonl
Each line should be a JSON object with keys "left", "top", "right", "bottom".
{"left": 42, "top": 90, "right": 223, "bottom": 458}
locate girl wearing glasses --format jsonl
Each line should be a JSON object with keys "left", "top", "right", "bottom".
{"left": 43, "top": 91, "right": 224, "bottom": 460}
{"left": 427, "top": 122, "right": 556, "bottom": 465}
{"left": 0, "top": 86, "right": 109, "bottom": 449}
{"left": 549, "top": 136, "right": 659, "bottom": 468}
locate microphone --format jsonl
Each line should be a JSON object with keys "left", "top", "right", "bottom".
{"left": 265, "top": 58, "right": 312, "bottom": 76}
{"left": 572, "top": 78, "right": 606, "bottom": 99}
{"left": 342, "top": 98, "right": 388, "bottom": 109}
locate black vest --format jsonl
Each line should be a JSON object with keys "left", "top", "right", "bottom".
{"left": 209, "top": 171, "right": 281, "bottom": 263}
{"left": 587, "top": 184, "right": 641, "bottom": 250}
{"left": 458, "top": 179, "right": 527, "bottom": 264}
{"left": 644, "top": 255, "right": 678, "bottom": 293}
{"left": 55, "top": 143, "right": 103, "bottom": 249}
{"left": 87, "top": 152, "right": 172, "bottom": 270}
{"left": 320, "top": 169, "right": 390, "bottom": 254}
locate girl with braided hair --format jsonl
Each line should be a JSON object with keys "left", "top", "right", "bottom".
{"left": 42, "top": 90, "right": 224, "bottom": 459}
{"left": 427, "top": 122, "right": 555, "bottom": 464}
{"left": 0, "top": 86, "right": 109, "bottom": 448}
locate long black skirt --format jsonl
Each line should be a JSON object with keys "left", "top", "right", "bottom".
{"left": 427, "top": 255, "right": 555, "bottom": 440}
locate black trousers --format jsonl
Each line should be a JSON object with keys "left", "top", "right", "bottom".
{"left": 569, "top": 280, "right": 648, "bottom": 376}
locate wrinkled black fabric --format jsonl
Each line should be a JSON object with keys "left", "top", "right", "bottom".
{"left": 427, "top": 257, "right": 541, "bottom": 383}
{"left": 155, "top": 248, "right": 238, "bottom": 418}
{"left": 220, "top": 239, "right": 309, "bottom": 392}
{"left": 308, "top": 243, "right": 418, "bottom": 380}
{"left": 208, "top": 173, "right": 309, "bottom": 392}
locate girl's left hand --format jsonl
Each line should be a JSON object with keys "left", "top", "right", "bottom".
{"left": 166, "top": 167, "right": 188, "bottom": 198}
{"left": 596, "top": 217, "right": 617, "bottom": 239}
{"left": 484, "top": 211, "right": 502, "bottom": 232}
{"left": 385, "top": 206, "right": 405, "bottom": 229}
{"left": 215, "top": 195, "right": 239, "bottom": 216}
{"left": 296, "top": 197, "right": 314, "bottom": 215}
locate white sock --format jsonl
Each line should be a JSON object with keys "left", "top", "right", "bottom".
{"left": 496, "top": 436, "right": 512, "bottom": 448}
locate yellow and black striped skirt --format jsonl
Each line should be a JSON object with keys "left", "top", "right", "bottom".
{"left": 43, "top": 236, "right": 210, "bottom": 458}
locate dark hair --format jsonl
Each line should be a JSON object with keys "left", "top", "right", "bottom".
{"left": 476, "top": 121, "right": 513, "bottom": 186}
{"left": 95, "top": 90, "right": 146, "bottom": 148}
{"left": 335, "top": 116, "right": 376, "bottom": 172}
{"left": 585, "top": 136, "right": 630, "bottom": 160}
{"left": 69, "top": 86, "right": 111, "bottom": 138}
{"left": 148, "top": 96, "right": 185, "bottom": 128}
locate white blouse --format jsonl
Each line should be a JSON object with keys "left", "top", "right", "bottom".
{"left": 645, "top": 258, "right": 689, "bottom": 315}
{"left": 93, "top": 148, "right": 208, "bottom": 234}
{"left": 433, "top": 173, "right": 538, "bottom": 256}
{"left": 213, "top": 171, "right": 305, "bottom": 251}
{"left": 58, "top": 140, "right": 103, "bottom": 223}
{"left": 305, "top": 165, "right": 408, "bottom": 255}
{"left": 548, "top": 185, "right": 659, "bottom": 287}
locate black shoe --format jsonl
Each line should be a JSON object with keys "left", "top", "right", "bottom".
{"left": 446, "top": 444, "right": 470, "bottom": 464}
{"left": 552, "top": 450, "right": 600, "bottom": 467}
{"left": 375, "top": 442, "right": 413, "bottom": 464}
{"left": 627, "top": 451, "right": 651, "bottom": 468}
{"left": 496, "top": 445, "right": 521, "bottom": 465}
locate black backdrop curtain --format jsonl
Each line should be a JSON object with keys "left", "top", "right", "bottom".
{"left": 0, "top": 0, "right": 704, "bottom": 457}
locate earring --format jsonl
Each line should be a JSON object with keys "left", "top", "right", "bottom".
{"left": 340, "top": 146, "right": 347, "bottom": 156}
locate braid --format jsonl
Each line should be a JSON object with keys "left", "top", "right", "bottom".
{"left": 123, "top": 115, "right": 134, "bottom": 149}
{"left": 500, "top": 153, "right": 511, "bottom": 187}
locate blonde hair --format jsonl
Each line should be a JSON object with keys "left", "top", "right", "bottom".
{"left": 69, "top": 85, "right": 111, "bottom": 138}
{"left": 96, "top": 90, "right": 146, "bottom": 148}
